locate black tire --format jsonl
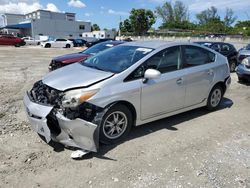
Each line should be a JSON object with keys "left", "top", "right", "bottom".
{"left": 100, "top": 104, "right": 133, "bottom": 144}
{"left": 66, "top": 44, "right": 71, "bottom": 48}
{"left": 14, "top": 43, "right": 20, "bottom": 47}
{"left": 238, "top": 77, "right": 246, "bottom": 83}
{"left": 229, "top": 61, "right": 236, "bottom": 72}
{"left": 206, "top": 85, "right": 223, "bottom": 111}
{"left": 45, "top": 43, "right": 51, "bottom": 48}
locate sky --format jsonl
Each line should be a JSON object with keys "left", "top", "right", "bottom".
{"left": 0, "top": 0, "right": 250, "bottom": 29}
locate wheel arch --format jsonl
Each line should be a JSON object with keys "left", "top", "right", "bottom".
{"left": 209, "top": 80, "right": 227, "bottom": 97}
{"left": 105, "top": 100, "right": 137, "bottom": 126}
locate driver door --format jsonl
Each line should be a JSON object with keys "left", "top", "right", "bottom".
{"left": 140, "top": 46, "right": 186, "bottom": 120}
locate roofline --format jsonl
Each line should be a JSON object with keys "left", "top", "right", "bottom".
{"left": 1, "top": 13, "right": 25, "bottom": 16}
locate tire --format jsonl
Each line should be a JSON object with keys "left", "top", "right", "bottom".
{"left": 206, "top": 85, "right": 223, "bottom": 111}
{"left": 45, "top": 43, "right": 51, "bottom": 48}
{"left": 238, "top": 77, "right": 246, "bottom": 83}
{"left": 100, "top": 104, "right": 133, "bottom": 144}
{"left": 66, "top": 44, "right": 71, "bottom": 48}
{"left": 229, "top": 61, "right": 236, "bottom": 72}
{"left": 14, "top": 43, "right": 20, "bottom": 47}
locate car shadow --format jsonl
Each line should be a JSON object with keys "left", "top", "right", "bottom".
{"left": 46, "top": 98, "right": 233, "bottom": 160}
{"left": 238, "top": 80, "right": 250, "bottom": 86}
{"left": 87, "top": 97, "right": 233, "bottom": 160}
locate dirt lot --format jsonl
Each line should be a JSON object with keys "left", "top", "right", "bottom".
{"left": 0, "top": 45, "right": 250, "bottom": 188}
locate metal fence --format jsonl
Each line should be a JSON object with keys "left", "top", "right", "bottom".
{"left": 121, "top": 36, "right": 250, "bottom": 50}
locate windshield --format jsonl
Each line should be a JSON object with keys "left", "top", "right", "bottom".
{"left": 81, "top": 45, "right": 153, "bottom": 73}
{"left": 82, "top": 42, "right": 116, "bottom": 55}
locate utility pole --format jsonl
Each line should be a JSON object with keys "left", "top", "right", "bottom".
{"left": 118, "top": 16, "right": 121, "bottom": 38}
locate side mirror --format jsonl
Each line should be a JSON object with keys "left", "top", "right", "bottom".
{"left": 144, "top": 69, "right": 161, "bottom": 80}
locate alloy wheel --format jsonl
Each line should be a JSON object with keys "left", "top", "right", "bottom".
{"left": 103, "top": 111, "right": 128, "bottom": 140}
{"left": 210, "top": 88, "right": 222, "bottom": 107}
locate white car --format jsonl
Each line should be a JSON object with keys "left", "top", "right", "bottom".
{"left": 22, "top": 37, "right": 46, "bottom": 45}
{"left": 41, "top": 38, "right": 73, "bottom": 48}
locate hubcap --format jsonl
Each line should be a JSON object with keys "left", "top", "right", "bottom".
{"left": 210, "top": 89, "right": 222, "bottom": 107}
{"left": 103, "top": 111, "right": 128, "bottom": 139}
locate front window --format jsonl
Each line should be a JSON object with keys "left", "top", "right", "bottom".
{"left": 81, "top": 45, "right": 153, "bottom": 73}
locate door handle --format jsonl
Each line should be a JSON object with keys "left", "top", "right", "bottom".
{"left": 176, "top": 78, "right": 183, "bottom": 85}
{"left": 207, "top": 69, "right": 214, "bottom": 75}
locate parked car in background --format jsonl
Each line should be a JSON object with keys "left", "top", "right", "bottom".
{"left": 68, "top": 38, "right": 87, "bottom": 47}
{"left": 22, "top": 37, "right": 46, "bottom": 45}
{"left": 49, "top": 40, "right": 125, "bottom": 71}
{"left": 0, "top": 34, "right": 25, "bottom": 47}
{"left": 236, "top": 57, "right": 250, "bottom": 82}
{"left": 41, "top": 38, "right": 73, "bottom": 48}
{"left": 86, "top": 38, "right": 114, "bottom": 47}
{"left": 195, "top": 41, "right": 238, "bottom": 72}
{"left": 237, "top": 44, "right": 250, "bottom": 63}
{"left": 24, "top": 41, "right": 231, "bottom": 153}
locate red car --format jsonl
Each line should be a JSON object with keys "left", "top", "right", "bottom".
{"left": 49, "top": 40, "right": 125, "bottom": 71}
{"left": 0, "top": 34, "right": 26, "bottom": 47}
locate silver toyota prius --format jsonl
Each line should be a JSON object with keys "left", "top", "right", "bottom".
{"left": 23, "top": 41, "right": 231, "bottom": 152}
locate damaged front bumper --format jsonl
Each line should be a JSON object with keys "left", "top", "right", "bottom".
{"left": 23, "top": 93, "right": 99, "bottom": 152}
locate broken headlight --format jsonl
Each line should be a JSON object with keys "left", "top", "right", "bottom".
{"left": 61, "top": 89, "right": 99, "bottom": 108}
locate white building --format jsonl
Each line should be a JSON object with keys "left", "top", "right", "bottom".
{"left": 0, "top": 10, "right": 91, "bottom": 38}
{"left": 83, "top": 30, "right": 116, "bottom": 39}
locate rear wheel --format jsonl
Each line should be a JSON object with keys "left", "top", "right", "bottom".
{"left": 66, "top": 44, "right": 71, "bottom": 48}
{"left": 229, "top": 61, "right": 236, "bottom": 72}
{"left": 207, "top": 85, "right": 223, "bottom": 111}
{"left": 100, "top": 104, "right": 132, "bottom": 144}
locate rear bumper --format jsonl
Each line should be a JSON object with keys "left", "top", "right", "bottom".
{"left": 236, "top": 64, "right": 250, "bottom": 81}
{"left": 23, "top": 93, "right": 99, "bottom": 152}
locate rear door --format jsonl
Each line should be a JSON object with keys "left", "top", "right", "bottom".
{"left": 182, "top": 45, "right": 216, "bottom": 107}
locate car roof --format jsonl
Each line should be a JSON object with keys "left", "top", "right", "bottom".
{"left": 121, "top": 40, "right": 196, "bottom": 49}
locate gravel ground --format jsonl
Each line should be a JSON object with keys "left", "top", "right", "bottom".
{"left": 0, "top": 45, "right": 249, "bottom": 188}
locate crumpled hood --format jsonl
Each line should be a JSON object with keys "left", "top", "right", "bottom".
{"left": 53, "top": 52, "right": 91, "bottom": 63}
{"left": 43, "top": 63, "right": 113, "bottom": 91}
{"left": 239, "top": 50, "right": 250, "bottom": 56}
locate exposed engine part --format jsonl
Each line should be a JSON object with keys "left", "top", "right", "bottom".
{"left": 63, "top": 102, "right": 104, "bottom": 122}
{"left": 29, "top": 80, "right": 63, "bottom": 107}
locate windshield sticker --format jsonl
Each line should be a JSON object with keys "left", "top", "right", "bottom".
{"left": 136, "top": 48, "right": 153, "bottom": 54}
{"left": 106, "top": 44, "right": 114, "bottom": 47}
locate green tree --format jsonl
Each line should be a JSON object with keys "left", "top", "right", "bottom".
{"left": 234, "top": 20, "right": 250, "bottom": 36}
{"left": 200, "top": 18, "right": 226, "bottom": 33}
{"left": 129, "top": 8, "right": 156, "bottom": 35}
{"left": 91, "top": 24, "right": 100, "bottom": 31}
{"left": 156, "top": 1, "right": 192, "bottom": 29}
{"left": 196, "top": 6, "right": 220, "bottom": 25}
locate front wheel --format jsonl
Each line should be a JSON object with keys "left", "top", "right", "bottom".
{"left": 66, "top": 44, "right": 71, "bottom": 48}
{"left": 206, "top": 85, "right": 223, "bottom": 111}
{"left": 100, "top": 104, "right": 132, "bottom": 144}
